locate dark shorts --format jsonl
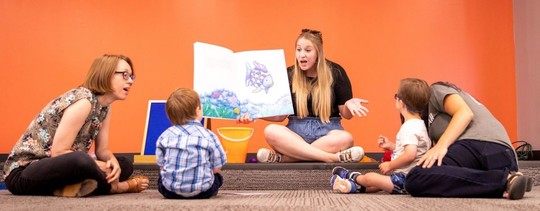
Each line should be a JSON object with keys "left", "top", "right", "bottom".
{"left": 391, "top": 172, "right": 407, "bottom": 194}
{"left": 286, "top": 116, "right": 344, "bottom": 144}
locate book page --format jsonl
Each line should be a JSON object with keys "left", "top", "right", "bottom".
{"left": 194, "top": 42, "right": 234, "bottom": 96}
{"left": 232, "top": 49, "right": 293, "bottom": 119}
{"left": 193, "top": 42, "right": 293, "bottom": 119}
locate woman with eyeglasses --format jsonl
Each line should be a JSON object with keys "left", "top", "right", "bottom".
{"left": 405, "top": 81, "right": 532, "bottom": 200}
{"left": 3, "top": 54, "right": 149, "bottom": 197}
{"left": 238, "top": 29, "right": 369, "bottom": 163}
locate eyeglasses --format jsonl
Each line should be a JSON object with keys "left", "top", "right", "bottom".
{"left": 394, "top": 93, "right": 400, "bottom": 99}
{"left": 115, "top": 71, "right": 136, "bottom": 81}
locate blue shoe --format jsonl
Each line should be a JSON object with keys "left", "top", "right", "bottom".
{"left": 331, "top": 175, "right": 357, "bottom": 193}
{"left": 332, "top": 166, "right": 350, "bottom": 179}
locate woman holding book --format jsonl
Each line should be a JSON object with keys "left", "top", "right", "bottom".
{"left": 238, "top": 29, "right": 369, "bottom": 163}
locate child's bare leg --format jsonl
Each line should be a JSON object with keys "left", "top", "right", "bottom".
{"left": 356, "top": 172, "right": 394, "bottom": 193}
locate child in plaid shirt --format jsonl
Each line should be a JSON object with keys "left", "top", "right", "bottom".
{"left": 156, "top": 88, "right": 227, "bottom": 199}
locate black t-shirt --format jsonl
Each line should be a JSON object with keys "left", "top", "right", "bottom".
{"left": 287, "top": 60, "right": 353, "bottom": 117}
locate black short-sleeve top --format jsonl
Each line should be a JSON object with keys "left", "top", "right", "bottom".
{"left": 287, "top": 60, "right": 352, "bottom": 118}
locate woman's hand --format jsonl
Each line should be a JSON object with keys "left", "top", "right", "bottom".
{"left": 95, "top": 159, "right": 122, "bottom": 183}
{"left": 416, "top": 93, "right": 473, "bottom": 168}
{"left": 237, "top": 113, "right": 288, "bottom": 123}
{"left": 344, "top": 98, "right": 369, "bottom": 117}
{"left": 417, "top": 144, "right": 447, "bottom": 168}
{"left": 236, "top": 113, "right": 255, "bottom": 124}
{"left": 105, "top": 159, "right": 121, "bottom": 183}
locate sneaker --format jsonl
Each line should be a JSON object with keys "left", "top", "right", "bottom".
{"left": 332, "top": 166, "right": 351, "bottom": 179}
{"left": 506, "top": 172, "right": 529, "bottom": 200}
{"left": 515, "top": 172, "right": 533, "bottom": 192}
{"left": 337, "top": 146, "right": 364, "bottom": 163}
{"left": 332, "top": 166, "right": 362, "bottom": 181}
{"left": 257, "top": 148, "right": 282, "bottom": 163}
{"left": 53, "top": 179, "right": 97, "bottom": 197}
{"left": 331, "top": 175, "right": 357, "bottom": 193}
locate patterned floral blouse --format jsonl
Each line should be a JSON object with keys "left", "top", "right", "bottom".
{"left": 3, "top": 87, "right": 109, "bottom": 178}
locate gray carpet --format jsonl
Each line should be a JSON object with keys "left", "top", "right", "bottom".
{"left": 133, "top": 161, "right": 540, "bottom": 190}
{"left": 1, "top": 188, "right": 539, "bottom": 210}
{"left": 1, "top": 161, "right": 539, "bottom": 210}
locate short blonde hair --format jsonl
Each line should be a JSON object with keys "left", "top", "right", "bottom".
{"left": 82, "top": 54, "right": 134, "bottom": 95}
{"left": 166, "top": 88, "right": 201, "bottom": 125}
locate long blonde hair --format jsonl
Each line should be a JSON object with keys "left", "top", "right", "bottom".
{"left": 291, "top": 29, "right": 333, "bottom": 123}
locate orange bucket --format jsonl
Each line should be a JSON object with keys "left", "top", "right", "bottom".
{"left": 217, "top": 127, "right": 253, "bottom": 163}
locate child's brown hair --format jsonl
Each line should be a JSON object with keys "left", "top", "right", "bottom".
{"left": 165, "top": 88, "right": 201, "bottom": 125}
{"left": 397, "top": 78, "right": 431, "bottom": 114}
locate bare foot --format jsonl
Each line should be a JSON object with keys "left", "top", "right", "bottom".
{"left": 110, "top": 176, "right": 150, "bottom": 194}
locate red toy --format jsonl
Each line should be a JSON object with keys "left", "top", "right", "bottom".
{"left": 381, "top": 149, "right": 392, "bottom": 162}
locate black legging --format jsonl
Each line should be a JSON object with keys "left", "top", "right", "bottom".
{"left": 405, "top": 140, "right": 517, "bottom": 198}
{"left": 5, "top": 151, "right": 133, "bottom": 195}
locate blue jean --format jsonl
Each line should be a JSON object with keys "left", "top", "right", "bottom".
{"left": 405, "top": 140, "right": 517, "bottom": 198}
{"left": 286, "top": 116, "right": 344, "bottom": 144}
{"left": 157, "top": 173, "right": 223, "bottom": 199}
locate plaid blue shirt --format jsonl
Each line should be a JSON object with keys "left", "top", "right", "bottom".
{"left": 156, "top": 120, "right": 227, "bottom": 196}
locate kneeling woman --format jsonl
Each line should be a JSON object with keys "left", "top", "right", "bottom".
{"left": 406, "top": 81, "right": 532, "bottom": 200}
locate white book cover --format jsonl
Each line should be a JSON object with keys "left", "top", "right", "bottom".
{"left": 193, "top": 42, "right": 294, "bottom": 119}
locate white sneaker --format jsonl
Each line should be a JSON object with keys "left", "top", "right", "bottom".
{"left": 337, "top": 146, "right": 364, "bottom": 163}
{"left": 257, "top": 148, "right": 282, "bottom": 163}
{"left": 331, "top": 175, "right": 357, "bottom": 193}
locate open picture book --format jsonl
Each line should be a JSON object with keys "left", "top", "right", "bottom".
{"left": 193, "top": 42, "right": 294, "bottom": 120}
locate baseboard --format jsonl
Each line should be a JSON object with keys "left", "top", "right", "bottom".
{"left": 1, "top": 150, "right": 538, "bottom": 164}
{"left": 134, "top": 155, "right": 157, "bottom": 164}
{"left": 531, "top": 150, "right": 540, "bottom": 160}
{"left": 132, "top": 152, "right": 383, "bottom": 164}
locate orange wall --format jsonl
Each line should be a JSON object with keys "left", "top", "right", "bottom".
{"left": 0, "top": 1, "right": 517, "bottom": 154}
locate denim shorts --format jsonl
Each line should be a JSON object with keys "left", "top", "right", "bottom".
{"left": 286, "top": 116, "right": 344, "bottom": 144}
{"left": 391, "top": 172, "right": 407, "bottom": 194}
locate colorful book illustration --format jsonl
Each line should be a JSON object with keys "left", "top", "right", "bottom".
{"left": 194, "top": 42, "right": 294, "bottom": 120}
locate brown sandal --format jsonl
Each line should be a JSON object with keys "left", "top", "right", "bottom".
{"left": 54, "top": 179, "right": 98, "bottom": 197}
{"left": 125, "top": 175, "right": 149, "bottom": 193}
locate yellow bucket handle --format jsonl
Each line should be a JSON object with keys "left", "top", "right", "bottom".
{"left": 217, "top": 127, "right": 254, "bottom": 142}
